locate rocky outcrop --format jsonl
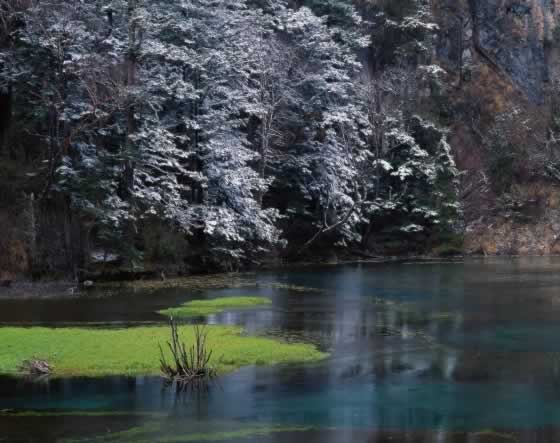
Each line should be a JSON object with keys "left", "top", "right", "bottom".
{"left": 472, "top": 0, "right": 560, "bottom": 102}
{"left": 464, "top": 183, "right": 560, "bottom": 255}
{"left": 435, "top": 0, "right": 560, "bottom": 102}
{"left": 432, "top": 0, "right": 560, "bottom": 255}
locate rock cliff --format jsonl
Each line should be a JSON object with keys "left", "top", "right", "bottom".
{"left": 433, "top": 0, "right": 560, "bottom": 255}
{"left": 435, "top": 0, "right": 560, "bottom": 102}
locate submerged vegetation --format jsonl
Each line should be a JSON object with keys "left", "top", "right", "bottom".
{"left": 102, "top": 275, "right": 325, "bottom": 295}
{"left": 102, "top": 274, "right": 258, "bottom": 292}
{"left": 0, "top": 326, "right": 327, "bottom": 377}
{"left": 61, "top": 421, "right": 313, "bottom": 443}
{"left": 471, "top": 430, "right": 519, "bottom": 443}
{"left": 158, "top": 296, "right": 272, "bottom": 318}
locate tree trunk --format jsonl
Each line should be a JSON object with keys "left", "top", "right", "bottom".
{"left": 257, "top": 122, "right": 268, "bottom": 206}
{"left": 26, "top": 192, "right": 37, "bottom": 274}
{"left": 124, "top": 0, "right": 138, "bottom": 194}
{"left": 0, "top": 84, "right": 12, "bottom": 155}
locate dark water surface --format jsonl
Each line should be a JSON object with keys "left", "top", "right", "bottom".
{"left": 4, "top": 258, "right": 560, "bottom": 442}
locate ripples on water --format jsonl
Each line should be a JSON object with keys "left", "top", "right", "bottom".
{"left": 4, "top": 257, "right": 560, "bottom": 441}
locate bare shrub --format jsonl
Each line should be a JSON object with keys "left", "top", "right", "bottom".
{"left": 159, "top": 319, "right": 216, "bottom": 387}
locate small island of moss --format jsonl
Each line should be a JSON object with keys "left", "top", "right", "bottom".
{"left": 0, "top": 325, "right": 327, "bottom": 377}
{"left": 158, "top": 296, "right": 272, "bottom": 318}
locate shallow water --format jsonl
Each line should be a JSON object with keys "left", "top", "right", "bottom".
{"left": 4, "top": 257, "right": 560, "bottom": 441}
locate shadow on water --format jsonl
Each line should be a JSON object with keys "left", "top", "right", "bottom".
{"left": 5, "top": 258, "right": 560, "bottom": 441}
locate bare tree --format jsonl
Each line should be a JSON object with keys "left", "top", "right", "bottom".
{"left": 251, "top": 35, "right": 299, "bottom": 206}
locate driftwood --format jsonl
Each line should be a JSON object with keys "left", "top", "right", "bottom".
{"left": 19, "top": 358, "right": 52, "bottom": 376}
{"left": 159, "top": 319, "right": 215, "bottom": 387}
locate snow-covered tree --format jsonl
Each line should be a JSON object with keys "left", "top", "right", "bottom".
{"left": 357, "top": 72, "right": 460, "bottom": 248}
{"left": 2, "top": 0, "right": 461, "bottom": 272}
{"left": 265, "top": 5, "right": 370, "bottom": 252}
{"left": 11, "top": 0, "right": 134, "bottom": 266}
{"left": 180, "top": 0, "right": 284, "bottom": 268}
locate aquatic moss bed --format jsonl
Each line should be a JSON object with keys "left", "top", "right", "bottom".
{"left": 99, "top": 274, "right": 325, "bottom": 294}
{"left": 58, "top": 427, "right": 526, "bottom": 443}
{"left": 0, "top": 325, "right": 327, "bottom": 377}
{"left": 61, "top": 421, "right": 313, "bottom": 443}
{"left": 0, "top": 411, "right": 165, "bottom": 417}
{"left": 158, "top": 296, "right": 271, "bottom": 317}
{"left": 100, "top": 274, "right": 257, "bottom": 292}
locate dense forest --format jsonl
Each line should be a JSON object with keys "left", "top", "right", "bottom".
{"left": 5, "top": 0, "right": 560, "bottom": 280}
{"left": 1, "top": 0, "right": 464, "bottom": 278}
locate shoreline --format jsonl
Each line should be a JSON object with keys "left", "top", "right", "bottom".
{"left": 5, "top": 253, "right": 560, "bottom": 299}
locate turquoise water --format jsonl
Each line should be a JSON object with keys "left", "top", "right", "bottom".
{"left": 4, "top": 257, "right": 560, "bottom": 441}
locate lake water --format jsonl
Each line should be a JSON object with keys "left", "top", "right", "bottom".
{"left": 3, "top": 258, "right": 560, "bottom": 442}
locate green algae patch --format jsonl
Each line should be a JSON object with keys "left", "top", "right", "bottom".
{"left": 158, "top": 296, "right": 272, "bottom": 318}
{"left": 62, "top": 422, "right": 313, "bottom": 443}
{"left": 0, "top": 325, "right": 327, "bottom": 377}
